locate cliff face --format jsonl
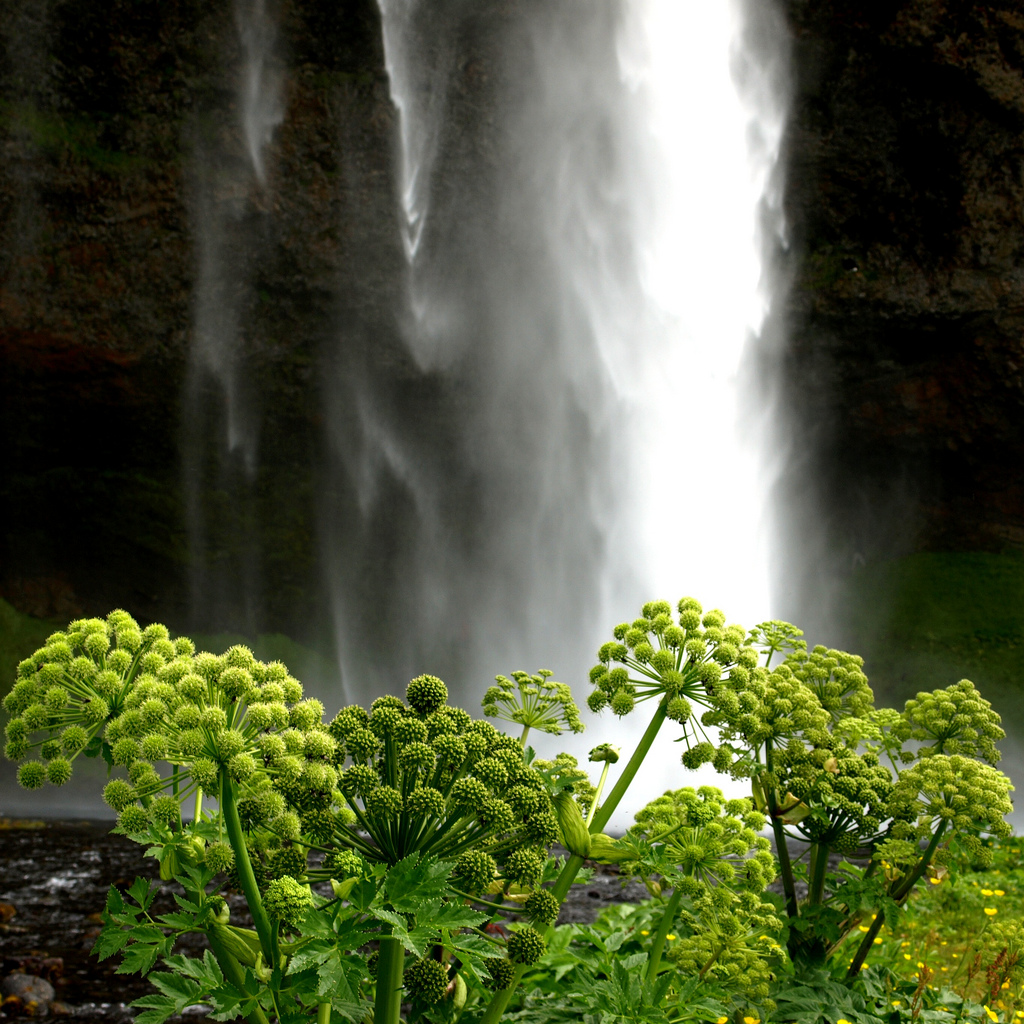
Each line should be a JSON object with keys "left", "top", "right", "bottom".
{"left": 0, "top": 0, "right": 397, "bottom": 643}
{"left": 779, "top": 0, "right": 1024, "bottom": 627}
{"left": 3, "top": 0, "right": 1023, "bottom": 658}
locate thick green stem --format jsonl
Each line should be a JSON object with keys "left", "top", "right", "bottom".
{"left": 846, "top": 822, "right": 947, "bottom": 978}
{"left": 220, "top": 775, "right": 278, "bottom": 966}
{"left": 373, "top": 933, "right": 405, "bottom": 1024}
{"left": 770, "top": 813, "right": 799, "bottom": 922}
{"left": 480, "top": 699, "right": 671, "bottom": 1024}
{"left": 808, "top": 842, "right": 828, "bottom": 906}
{"left": 590, "top": 700, "right": 667, "bottom": 835}
{"left": 317, "top": 1001, "right": 332, "bottom": 1024}
{"left": 206, "top": 929, "right": 270, "bottom": 1024}
{"left": 194, "top": 787, "right": 204, "bottom": 823}
{"left": 645, "top": 887, "right": 684, "bottom": 987}
{"left": 519, "top": 725, "right": 531, "bottom": 749}
{"left": 585, "top": 761, "right": 612, "bottom": 828}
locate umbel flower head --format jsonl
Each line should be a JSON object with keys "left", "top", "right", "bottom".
{"left": 894, "top": 679, "right": 1004, "bottom": 765}
{"left": 880, "top": 753, "right": 1013, "bottom": 867}
{"left": 4, "top": 612, "right": 192, "bottom": 789}
{"left": 318, "top": 676, "right": 568, "bottom": 888}
{"left": 587, "top": 598, "right": 751, "bottom": 726}
{"left": 667, "top": 885, "right": 784, "bottom": 1006}
{"left": 482, "top": 669, "right": 584, "bottom": 738}
{"left": 627, "top": 786, "right": 776, "bottom": 891}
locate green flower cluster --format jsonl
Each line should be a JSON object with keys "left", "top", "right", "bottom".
{"left": 894, "top": 679, "right": 1004, "bottom": 765}
{"left": 482, "top": 669, "right": 583, "bottom": 738}
{"left": 629, "top": 786, "right": 776, "bottom": 891}
{"left": 666, "top": 884, "right": 783, "bottom": 1005}
{"left": 3, "top": 612, "right": 192, "bottom": 787}
{"left": 783, "top": 645, "right": 873, "bottom": 721}
{"left": 881, "top": 754, "right": 1013, "bottom": 867}
{"left": 323, "top": 675, "right": 565, "bottom": 887}
{"left": 588, "top": 599, "right": 750, "bottom": 722}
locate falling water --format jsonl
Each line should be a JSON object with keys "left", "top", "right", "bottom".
{"left": 182, "top": 0, "right": 284, "bottom": 633}
{"left": 331, "top": 0, "right": 789, "bottom": 801}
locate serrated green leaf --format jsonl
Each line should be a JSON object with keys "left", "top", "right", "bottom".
{"left": 172, "top": 893, "right": 201, "bottom": 914}
{"left": 386, "top": 854, "right": 452, "bottom": 910}
{"left": 118, "top": 943, "right": 160, "bottom": 976}
{"left": 128, "top": 877, "right": 159, "bottom": 911}
{"left": 91, "top": 924, "right": 132, "bottom": 961}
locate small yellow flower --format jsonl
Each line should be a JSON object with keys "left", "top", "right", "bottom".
{"left": 996, "top": 889, "right": 1006, "bottom": 897}
{"left": 985, "top": 907, "right": 998, "bottom": 916}
{"left": 941, "top": 967, "right": 949, "bottom": 972}
{"left": 983, "top": 889, "right": 995, "bottom": 896}
{"left": 892, "top": 1001, "right": 902, "bottom": 1008}
{"left": 837, "top": 1019, "right": 854, "bottom": 1024}
{"left": 941, "top": 941, "right": 948, "bottom": 946}
{"left": 984, "top": 1006, "right": 999, "bottom": 1022}
{"left": 953, "top": 953, "right": 959, "bottom": 957}
{"left": 902, "top": 941, "right": 911, "bottom": 947}
{"left": 1002, "top": 982, "right": 1011, "bottom": 990}
{"left": 1015, "top": 1011, "right": 1024, "bottom": 1019}
{"left": 716, "top": 1018, "right": 728, "bottom": 1024}
{"left": 874, "top": 937, "right": 883, "bottom": 945}
{"left": 858, "top": 925, "right": 870, "bottom": 932}
{"left": 743, "top": 1016, "right": 759, "bottom": 1024}
{"left": 904, "top": 953, "right": 912, "bottom": 960}
{"left": 666, "top": 934, "right": 676, "bottom": 941}
{"left": 929, "top": 877, "right": 942, "bottom": 884}
{"left": 640, "top": 930, "right": 650, "bottom": 936}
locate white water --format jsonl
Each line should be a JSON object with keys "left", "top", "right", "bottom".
{"left": 182, "top": 0, "right": 284, "bottom": 630}
{"left": 367, "top": 0, "right": 790, "bottom": 825}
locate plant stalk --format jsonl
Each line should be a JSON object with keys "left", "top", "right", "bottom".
{"left": 220, "top": 774, "right": 278, "bottom": 967}
{"left": 808, "top": 842, "right": 828, "bottom": 906}
{"left": 373, "top": 933, "right": 405, "bottom": 1024}
{"left": 206, "top": 928, "right": 270, "bottom": 1024}
{"left": 846, "top": 822, "right": 947, "bottom": 977}
{"left": 480, "top": 698, "right": 670, "bottom": 1023}
{"left": 645, "top": 886, "right": 684, "bottom": 988}
{"left": 317, "top": 1001, "right": 332, "bottom": 1024}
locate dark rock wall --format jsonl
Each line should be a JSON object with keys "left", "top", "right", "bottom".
{"left": 0, "top": 0, "right": 395, "bottom": 646}
{"left": 778, "top": 0, "right": 1024, "bottom": 633}
{"left": 3, "top": 0, "right": 1024, "bottom": 658}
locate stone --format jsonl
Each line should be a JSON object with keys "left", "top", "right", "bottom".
{"left": 1, "top": 971, "right": 56, "bottom": 1005}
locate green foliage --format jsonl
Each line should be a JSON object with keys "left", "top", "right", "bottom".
{"left": 11, "top": 598, "right": 1016, "bottom": 1024}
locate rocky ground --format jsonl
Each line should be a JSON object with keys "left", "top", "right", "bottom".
{"left": 0, "top": 820, "right": 649, "bottom": 1022}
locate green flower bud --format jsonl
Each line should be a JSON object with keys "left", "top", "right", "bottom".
{"left": 346, "top": 728, "right": 378, "bottom": 762}
{"left": 4, "top": 738, "right": 29, "bottom": 760}
{"left": 610, "top": 690, "right": 635, "bottom": 716}
{"left": 407, "top": 675, "right": 449, "bottom": 716}
{"left": 479, "top": 798, "right": 515, "bottom": 833}
{"left": 17, "top": 761, "right": 46, "bottom": 789}
{"left": 140, "top": 734, "right": 168, "bottom": 761}
{"left": 365, "top": 785, "right": 403, "bottom": 820}
{"left": 229, "top": 753, "right": 257, "bottom": 783}
{"left": 190, "top": 757, "right": 219, "bottom": 790}
{"left": 524, "top": 888, "right": 560, "bottom": 925}
{"left": 270, "top": 845, "right": 308, "bottom": 881}
{"left": 406, "top": 786, "right": 445, "bottom": 818}
{"left": 205, "top": 841, "right": 235, "bottom": 874}
{"left": 263, "top": 876, "right": 313, "bottom": 930}
{"left": 453, "top": 850, "right": 497, "bottom": 893}
{"left": 404, "top": 958, "right": 449, "bottom": 1003}
{"left": 45, "top": 757, "right": 72, "bottom": 786}
{"left": 215, "top": 731, "right": 245, "bottom": 762}
{"left": 507, "top": 928, "right": 546, "bottom": 965}
{"left": 485, "top": 958, "right": 515, "bottom": 990}
{"left": 291, "top": 699, "right": 325, "bottom": 732}
{"left": 117, "top": 804, "right": 150, "bottom": 834}
{"left": 505, "top": 847, "right": 544, "bottom": 885}
{"left": 111, "top": 738, "right": 141, "bottom": 766}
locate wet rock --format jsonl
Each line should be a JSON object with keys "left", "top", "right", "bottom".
{"left": 1, "top": 971, "right": 56, "bottom": 1008}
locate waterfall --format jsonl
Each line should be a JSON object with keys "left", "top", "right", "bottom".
{"left": 182, "top": 0, "right": 284, "bottom": 634}
{"left": 326, "top": 0, "right": 789, "bottom": 807}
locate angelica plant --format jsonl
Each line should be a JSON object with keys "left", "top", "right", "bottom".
{"left": 482, "top": 669, "right": 584, "bottom": 745}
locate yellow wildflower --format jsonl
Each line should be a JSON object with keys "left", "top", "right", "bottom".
{"left": 743, "top": 1017, "right": 759, "bottom": 1024}
{"left": 985, "top": 907, "right": 998, "bottom": 916}
{"left": 929, "top": 877, "right": 941, "bottom": 884}
{"left": 983, "top": 889, "right": 995, "bottom": 896}
{"left": 984, "top": 1006, "right": 998, "bottom": 1022}
{"left": 858, "top": 925, "right": 870, "bottom": 933}
{"left": 996, "top": 890, "right": 1006, "bottom": 897}
{"left": 904, "top": 953, "right": 912, "bottom": 960}
{"left": 666, "top": 934, "right": 676, "bottom": 940}
{"left": 873, "top": 937, "right": 883, "bottom": 945}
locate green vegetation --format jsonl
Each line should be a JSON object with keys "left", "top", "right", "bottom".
{"left": 1, "top": 598, "right": 1018, "bottom": 1023}
{"left": 0, "top": 598, "right": 59, "bottom": 703}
